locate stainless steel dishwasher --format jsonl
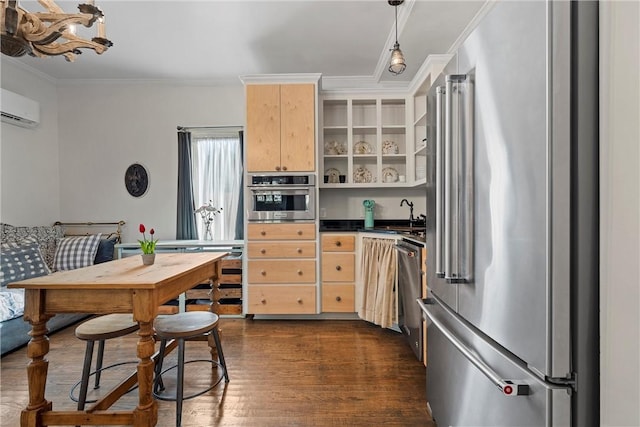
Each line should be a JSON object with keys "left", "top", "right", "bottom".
{"left": 395, "top": 238, "right": 423, "bottom": 361}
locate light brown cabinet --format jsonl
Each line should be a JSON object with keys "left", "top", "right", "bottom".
{"left": 246, "top": 83, "right": 316, "bottom": 172}
{"left": 321, "top": 233, "right": 356, "bottom": 313}
{"left": 246, "top": 222, "right": 317, "bottom": 315}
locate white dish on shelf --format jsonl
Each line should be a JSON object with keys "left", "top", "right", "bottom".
{"left": 382, "top": 140, "right": 399, "bottom": 155}
{"left": 324, "top": 140, "right": 347, "bottom": 155}
{"left": 325, "top": 168, "right": 341, "bottom": 183}
{"left": 353, "top": 166, "right": 373, "bottom": 183}
{"left": 354, "top": 141, "right": 373, "bottom": 155}
{"left": 382, "top": 167, "right": 399, "bottom": 183}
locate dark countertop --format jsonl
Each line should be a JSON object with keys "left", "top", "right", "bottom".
{"left": 319, "top": 219, "right": 426, "bottom": 243}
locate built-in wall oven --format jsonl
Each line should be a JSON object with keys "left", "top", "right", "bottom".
{"left": 247, "top": 174, "right": 316, "bottom": 221}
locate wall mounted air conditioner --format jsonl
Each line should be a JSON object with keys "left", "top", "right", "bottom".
{"left": 1, "top": 88, "right": 40, "bottom": 128}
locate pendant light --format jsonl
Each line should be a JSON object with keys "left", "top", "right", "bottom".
{"left": 388, "top": 0, "right": 406, "bottom": 75}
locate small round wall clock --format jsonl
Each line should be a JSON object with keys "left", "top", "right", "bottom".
{"left": 124, "top": 163, "right": 149, "bottom": 197}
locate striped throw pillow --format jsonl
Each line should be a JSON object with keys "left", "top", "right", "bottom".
{"left": 53, "top": 234, "right": 102, "bottom": 271}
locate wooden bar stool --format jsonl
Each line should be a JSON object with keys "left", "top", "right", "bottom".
{"left": 70, "top": 313, "right": 139, "bottom": 410}
{"left": 153, "top": 311, "right": 229, "bottom": 427}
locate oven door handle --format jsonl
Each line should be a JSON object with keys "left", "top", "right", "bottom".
{"left": 248, "top": 186, "right": 312, "bottom": 192}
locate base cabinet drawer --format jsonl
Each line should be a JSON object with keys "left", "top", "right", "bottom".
{"left": 247, "top": 241, "right": 316, "bottom": 258}
{"left": 248, "top": 260, "right": 316, "bottom": 283}
{"left": 247, "top": 223, "right": 316, "bottom": 240}
{"left": 248, "top": 285, "right": 316, "bottom": 314}
{"left": 322, "top": 284, "right": 355, "bottom": 313}
{"left": 321, "top": 253, "right": 355, "bottom": 282}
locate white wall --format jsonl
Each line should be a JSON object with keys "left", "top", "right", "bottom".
{"left": 319, "top": 187, "right": 427, "bottom": 221}
{"left": 599, "top": 1, "right": 640, "bottom": 426}
{"left": 0, "top": 60, "right": 61, "bottom": 225}
{"left": 56, "top": 82, "right": 244, "bottom": 243}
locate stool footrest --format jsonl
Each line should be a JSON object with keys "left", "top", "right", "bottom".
{"left": 69, "top": 361, "right": 139, "bottom": 403}
{"left": 152, "top": 359, "right": 227, "bottom": 402}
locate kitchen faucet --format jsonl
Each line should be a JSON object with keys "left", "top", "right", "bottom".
{"left": 400, "top": 199, "right": 415, "bottom": 226}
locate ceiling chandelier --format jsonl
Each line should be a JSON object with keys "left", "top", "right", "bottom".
{"left": 1, "top": 0, "right": 112, "bottom": 62}
{"left": 388, "top": 0, "right": 406, "bottom": 75}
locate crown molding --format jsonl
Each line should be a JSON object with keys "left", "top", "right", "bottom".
{"left": 238, "top": 73, "right": 322, "bottom": 85}
{"left": 447, "top": 0, "right": 497, "bottom": 54}
{"left": 54, "top": 76, "right": 244, "bottom": 87}
{"left": 1, "top": 57, "right": 58, "bottom": 84}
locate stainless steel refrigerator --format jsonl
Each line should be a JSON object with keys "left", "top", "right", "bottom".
{"left": 417, "top": 1, "right": 599, "bottom": 426}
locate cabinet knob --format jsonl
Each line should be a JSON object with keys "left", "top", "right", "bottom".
{"left": 297, "top": 298, "right": 302, "bottom": 304}
{"left": 261, "top": 270, "right": 266, "bottom": 276}
{"left": 282, "top": 166, "right": 287, "bottom": 171}
{"left": 297, "top": 248, "right": 302, "bottom": 254}
{"left": 261, "top": 230, "right": 266, "bottom": 236}
{"left": 275, "top": 166, "right": 281, "bottom": 171}
{"left": 297, "top": 269, "right": 303, "bottom": 275}
{"left": 336, "top": 241, "right": 342, "bottom": 247}
{"left": 335, "top": 265, "right": 342, "bottom": 271}
{"left": 261, "top": 299, "right": 267, "bottom": 304}
{"left": 297, "top": 230, "right": 303, "bottom": 235}
{"left": 260, "top": 248, "right": 266, "bottom": 254}
{"left": 336, "top": 296, "right": 342, "bottom": 302}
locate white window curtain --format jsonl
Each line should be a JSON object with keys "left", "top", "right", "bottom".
{"left": 191, "top": 135, "right": 243, "bottom": 241}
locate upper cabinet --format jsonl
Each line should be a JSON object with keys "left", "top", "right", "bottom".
{"left": 320, "top": 95, "right": 410, "bottom": 187}
{"left": 245, "top": 82, "right": 317, "bottom": 172}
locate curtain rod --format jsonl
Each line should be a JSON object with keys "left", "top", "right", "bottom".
{"left": 177, "top": 125, "right": 243, "bottom": 132}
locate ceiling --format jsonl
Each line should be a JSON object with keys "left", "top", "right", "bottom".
{"left": 7, "top": 0, "right": 486, "bottom": 89}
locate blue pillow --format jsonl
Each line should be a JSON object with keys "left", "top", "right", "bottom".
{"left": 1, "top": 240, "right": 51, "bottom": 287}
{"left": 94, "top": 236, "right": 118, "bottom": 264}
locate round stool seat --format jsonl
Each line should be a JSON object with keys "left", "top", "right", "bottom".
{"left": 154, "top": 311, "right": 219, "bottom": 340}
{"left": 75, "top": 314, "right": 139, "bottom": 341}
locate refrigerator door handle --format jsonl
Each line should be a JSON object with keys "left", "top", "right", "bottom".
{"left": 435, "top": 86, "right": 445, "bottom": 278}
{"left": 444, "top": 77, "right": 454, "bottom": 281}
{"left": 419, "top": 297, "right": 530, "bottom": 396}
{"left": 444, "top": 74, "right": 473, "bottom": 283}
{"left": 419, "top": 294, "right": 574, "bottom": 393}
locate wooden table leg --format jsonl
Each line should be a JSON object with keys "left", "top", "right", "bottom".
{"left": 132, "top": 288, "right": 158, "bottom": 427}
{"left": 131, "top": 319, "right": 158, "bottom": 427}
{"left": 21, "top": 290, "right": 53, "bottom": 427}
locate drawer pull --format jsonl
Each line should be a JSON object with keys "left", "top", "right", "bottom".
{"left": 335, "top": 265, "right": 342, "bottom": 271}
{"left": 261, "top": 298, "right": 267, "bottom": 304}
{"left": 297, "top": 247, "right": 302, "bottom": 254}
{"left": 260, "top": 231, "right": 266, "bottom": 236}
{"left": 260, "top": 248, "right": 266, "bottom": 254}
{"left": 261, "top": 270, "right": 266, "bottom": 276}
{"left": 297, "top": 298, "right": 302, "bottom": 304}
{"left": 275, "top": 166, "right": 281, "bottom": 171}
{"left": 336, "top": 241, "right": 342, "bottom": 247}
{"left": 336, "top": 296, "right": 342, "bottom": 302}
{"left": 297, "top": 230, "right": 303, "bottom": 236}
{"left": 282, "top": 166, "right": 288, "bottom": 171}
{"left": 297, "top": 269, "right": 303, "bottom": 275}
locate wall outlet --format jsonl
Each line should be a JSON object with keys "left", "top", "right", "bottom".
{"left": 320, "top": 208, "right": 327, "bottom": 218}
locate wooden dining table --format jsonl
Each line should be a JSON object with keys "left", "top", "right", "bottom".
{"left": 7, "top": 251, "right": 227, "bottom": 427}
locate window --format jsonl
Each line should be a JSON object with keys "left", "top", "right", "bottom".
{"left": 190, "top": 129, "right": 243, "bottom": 240}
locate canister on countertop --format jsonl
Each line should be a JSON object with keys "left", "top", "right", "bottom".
{"left": 363, "top": 199, "right": 375, "bottom": 229}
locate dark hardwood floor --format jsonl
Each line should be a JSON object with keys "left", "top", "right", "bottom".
{"left": 0, "top": 318, "right": 435, "bottom": 426}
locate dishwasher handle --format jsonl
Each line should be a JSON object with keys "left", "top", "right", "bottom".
{"left": 395, "top": 244, "right": 417, "bottom": 257}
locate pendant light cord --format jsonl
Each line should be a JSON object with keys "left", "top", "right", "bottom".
{"left": 394, "top": 4, "right": 399, "bottom": 44}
